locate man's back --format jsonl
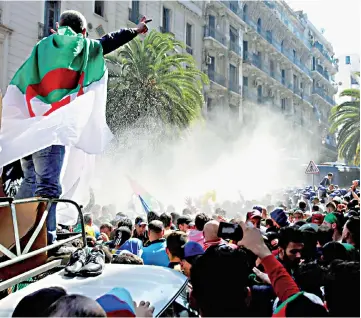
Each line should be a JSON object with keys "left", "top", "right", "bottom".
{"left": 141, "top": 239, "right": 169, "bottom": 267}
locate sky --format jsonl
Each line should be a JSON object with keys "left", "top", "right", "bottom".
{"left": 287, "top": 0, "right": 360, "bottom": 57}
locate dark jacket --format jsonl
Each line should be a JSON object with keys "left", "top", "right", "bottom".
{"left": 320, "top": 176, "right": 331, "bottom": 187}
{"left": 98, "top": 29, "right": 138, "bottom": 56}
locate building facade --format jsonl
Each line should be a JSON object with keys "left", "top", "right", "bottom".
{"left": 0, "top": 1, "right": 339, "bottom": 161}
{"left": 335, "top": 54, "right": 360, "bottom": 105}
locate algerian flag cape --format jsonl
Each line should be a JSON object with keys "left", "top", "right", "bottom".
{"left": 0, "top": 27, "right": 113, "bottom": 224}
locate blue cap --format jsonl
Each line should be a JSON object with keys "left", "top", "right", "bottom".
{"left": 183, "top": 241, "right": 204, "bottom": 259}
{"left": 270, "top": 208, "right": 289, "bottom": 228}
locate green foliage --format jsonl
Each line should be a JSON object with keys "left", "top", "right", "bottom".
{"left": 329, "top": 88, "right": 360, "bottom": 164}
{"left": 105, "top": 30, "right": 209, "bottom": 136}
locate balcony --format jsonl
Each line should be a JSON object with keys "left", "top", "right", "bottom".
{"left": 128, "top": 8, "right": 139, "bottom": 24}
{"left": 312, "top": 87, "right": 336, "bottom": 106}
{"left": 204, "top": 26, "right": 227, "bottom": 47}
{"left": 243, "top": 86, "right": 258, "bottom": 103}
{"left": 229, "top": 40, "right": 241, "bottom": 56}
{"left": 264, "top": 5, "right": 311, "bottom": 50}
{"left": 264, "top": 1, "right": 276, "bottom": 9}
{"left": 208, "top": 69, "right": 227, "bottom": 87}
{"left": 243, "top": 17, "right": 312, "bottom": 78}
{"left": 221, "top": 0, "right": 242, "bottom": 18}
{"left": 313, "top": 41, "right": 334, "bottom": 65}
{"left": 229, "top": 79, "right": 241, "bottom": 94}
{"left": 313, "top": 65, "right": 330, "bottom": 81}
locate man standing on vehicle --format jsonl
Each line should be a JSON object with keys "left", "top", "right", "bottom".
{"left": 13, "top": 10, "right": 149, "bottom": 244}
{"left": 320, "top": 173, "right": 333, "bottom": 187}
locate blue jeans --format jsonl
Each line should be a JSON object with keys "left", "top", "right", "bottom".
{"left": 15, "top": 145, "right": 65, "bottom": 244}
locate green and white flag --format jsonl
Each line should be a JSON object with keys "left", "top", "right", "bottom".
{"left": 0, "top": 27, "right": 113, "bottom": 224}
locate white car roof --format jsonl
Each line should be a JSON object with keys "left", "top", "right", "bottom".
{"left": 0, "top": 264, "right": 187, "bottom": 317}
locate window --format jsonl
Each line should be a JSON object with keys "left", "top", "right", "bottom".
{"left": 243, "top": 40, "right": 248, "bottom": 60}
{"left": 163, "top": 7, "right": 171, "bottom": 33}
{"left": 292, "top": 49, "right": 296, "bottom": 62}
{"left": 186, "top": 23, "right": 192, "bottom": 47}
{"left": 230, "top": 26, "right": 237, "bottom": 42}
{"left": 229, "top": 64, "right": 237, "bottom": 91}
{"left": 243, "top": 4, "right": 248, "bottom": 21}
{"left": 44, "top": 1, "right": 60, "bottom": 37}
{"left": 270, "top": 60, "right": 275, "bottom": 77}
{"left": 94, "top": 1, "right": 105, "bottom": 17}
{"left": 281, "top": 40, "right": 284, "bottom": 53}
{"left": 129, "top": 0, "right": 139, "bottom": 24}
{"left": 281, "top": 98, "right": 286, "bottom": 112}
{"left": 207, "top": 98, "right": 213, "bottom": 112}
{"left": 208, "top": 56, "right": 215, "bottom": 80}
{"left": 243, "top": 76, "right": 248, "bottom": 87}
{"left": 293, "top": 74, "right": 297, "bottom": 91}
{"left": 351, "top": 76, "right": 358, "bottom": 85}
{"left": 281, "top": 69, "right": 285, "bottom": 85}
{"left": 345, "top": 55, "right": 351, "bottom": 64}
{"left": 266, "top": 30, "right": 272, "bottom": 43}
{"left": 257, "top": 18, "right": 262, "bottom": 33}
{"left": 257, "top": 85, "right": 262, "bottom": 103}
{"left": 208, "top": 15, "right": 216, "bottom": 37}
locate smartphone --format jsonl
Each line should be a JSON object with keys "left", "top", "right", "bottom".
{"left": 217, "top": 222, "right": 243, "bottom": 242}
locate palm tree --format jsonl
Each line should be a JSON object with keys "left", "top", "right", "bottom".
{"left": 105, "top": 30, "right": 209, "bottom": 137}
{"left": 329, "top": 74, "right": 360, "bottom": 164}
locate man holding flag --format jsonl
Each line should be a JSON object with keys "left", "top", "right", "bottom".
{"left": 0, "top": 10, "right": 149, "bottom": 244}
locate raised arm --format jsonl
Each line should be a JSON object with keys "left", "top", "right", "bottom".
{"left": 98, "top": 17, "right": 149, "bottom": 55}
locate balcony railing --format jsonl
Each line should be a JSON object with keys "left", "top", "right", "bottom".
{"left": 204, "top": 26, "right": 227, "bottom": 46}
{"left": 208, "top": 69, "right": 227, "bottom": 87}
{"left": 243, "top": 17, "right": 312, "bottom": 77}
{"left": 313, "top": 64, "right": 330, "bottom": 81}
{"left": 313, "top": 41, "right": 335, "bottom": 65}
{"left": 229, "top": 80, "right": 241, "bottom": 94}
{"left": 264, "top": 1, "right": 276, "bottom": 9}
{"left": 221, "top": 0, "right": 242, "bottom": 18}
{"left": 313, "top": 87, "right": 336, "bottom": 105}
{"left": 229, "top": 40, "right": 241, "bottom": 55}
{"left": 243, "top": 86, "right": 259, "bottom": 103}
{"left": 128, "top": 8, "right": 139, "bottom": 24}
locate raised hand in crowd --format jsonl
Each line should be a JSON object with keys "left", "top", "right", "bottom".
{"left": 134, "top": 300, "right": 155, "bottom": 317}
{"left": 237, "top": 221, "right": 271, "bottom": 259}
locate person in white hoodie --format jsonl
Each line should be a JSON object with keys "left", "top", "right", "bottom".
{"left": 188, "top": 213, "right": 211, "bottom": 249}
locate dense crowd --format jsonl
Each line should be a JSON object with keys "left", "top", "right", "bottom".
{"left": 9, "top": 176, "right": 360, "bottom": 317}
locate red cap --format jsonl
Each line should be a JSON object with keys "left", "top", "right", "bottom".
{"left": 311, "top": 213, "right": 324, "bottom": 225}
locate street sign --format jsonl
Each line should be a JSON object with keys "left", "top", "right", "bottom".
{"left": 305, "top": 160, "right": 320, "bottom": 174}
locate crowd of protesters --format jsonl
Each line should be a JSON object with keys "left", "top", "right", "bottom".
{"left": 9, "top": 177, "right": 361, "bottom": 317}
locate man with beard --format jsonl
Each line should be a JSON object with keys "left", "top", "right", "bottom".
{"left": 276, "top": 227, "right": 304, "bottom": 276}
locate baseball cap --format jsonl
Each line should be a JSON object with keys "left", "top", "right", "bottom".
{"left": 114, "top": 227, "right": 131, "bottom": 246}
{"left": 333, "top": 196, "right": 342, "bottom": 204}
{"left": 135, "top": 216, "right": 147, "bottom": 226}
{"left": 177, "top": 215, "right": 193, "bottom": 226}
{"left": 252, "top": 205, "right": 263, "bottom": 213}
{"left": 311, "top": 213, "right": 325, "bottom": 225}
{"left": 299, "top": 223, "right": 319, "bottom": 232}
{"left": 183, "top": 241, "right": 204, "bottom": 264}
{"left": 247, "top": 210, "right": 262, "bottom": 220}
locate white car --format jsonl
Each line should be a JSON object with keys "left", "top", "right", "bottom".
{"left": 0, "top": 264, "right": 197, "bottom": 317}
